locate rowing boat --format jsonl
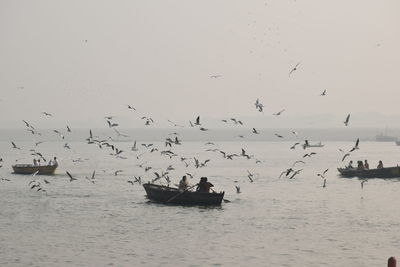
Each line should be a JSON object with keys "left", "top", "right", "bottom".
{"left": 337, "top": 166, "right": 400, "bottom": 178}
{"left": 143, "top": 183, "right": 224, "bottom": 205}
{"left": 12, "top": 164, "right": 58, "bottom": 175}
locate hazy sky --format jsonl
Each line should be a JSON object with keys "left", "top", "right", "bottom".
{"left": 1, "top": 0, "right": 399, "bottom": 128}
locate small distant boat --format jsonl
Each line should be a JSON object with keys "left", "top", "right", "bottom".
{"left": 307, "top": 142, "right": 324, "bottom": 148}
{"left": 143, "top": 183, "right": 225, "bottom": 205}
{"left": 12, "top": 164, "right": 58, "bottom": 175}
{"left": 376, "top": 134, "right": 397, "bottom": 142}
{"left": 337, "top": 166, "right": 400, "bottom": 178}
{"left": 395, "top": 141, "right": 400, "bottom": 146}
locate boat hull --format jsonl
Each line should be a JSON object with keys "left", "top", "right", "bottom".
{"left": 12, "top": 164, "right": 57, "bottom": 175}
{"left": 337, "top": 166, "right": 400, "bottom": 178}
{"left": 143, "top": 183, "right": 224, "bottom": 205}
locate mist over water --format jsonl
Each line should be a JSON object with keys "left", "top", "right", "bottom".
{"left": 1, "top": 139, "right": 400, "bottom": 266}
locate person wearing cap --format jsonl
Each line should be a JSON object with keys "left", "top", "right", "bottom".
{"left": 196, "top": 177, "right": 214, "bottom": 193}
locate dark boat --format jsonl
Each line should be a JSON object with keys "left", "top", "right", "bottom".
{"left": 143, "top": 183, "right": 225, "bottom": 205}
{"left": 12, "top": 164, "right": 58, "bottom": 175}
{"left": 337, "top": 166, "right": 400, "bottom": 178}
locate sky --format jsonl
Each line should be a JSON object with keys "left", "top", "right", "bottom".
{"left": 0, "top": 0, "right": 399, "bottom": 129}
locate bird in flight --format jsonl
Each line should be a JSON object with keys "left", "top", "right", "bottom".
{"left": 11, "top": 141, "right": 21, "bottom": 150}
{"left": 317, "top": 169, "right": 329, "bottom": 178}
{"left": 127, "top": 105, "right": 136, "bottom": 110}
{"left": 66, "top": 171, "right": 77, "bottom": 182}
{"left": 349, "top": 138, "right": 360, "bottom": 152}
{"left": 320, "top": 90, "right": 327, "bottom": 96}
{"left": 210, "top": 75, "right": 221, "bottom": 78}
{"left": 288, "top": 62, "right": 300, "bottom": 76}
{"left": 273, "top": 109, "right": 286, "bottom": 116}
{"left": 42, "top": 112, "right": 53, "bottom": 117}
{"left": 235, "top": 185, "right": 241, "bottom": 193}
{"left": 252, "top": 128, "right": 259, "bottom": 134}
{"left": 342, "top": 153, "right": 350, "bottom": 162}
{"left": 344, "top": 114, "right": 350, "bottom": 126}
{"left": 254, "top": 98, "right": 264, "bottom": 112}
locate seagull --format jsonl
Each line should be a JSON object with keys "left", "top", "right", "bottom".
{"left": 42, "top": 112, "right": 53, "bottom": 117}
{"left": 349, "top": 138, "right": 360, "bottom": 152}
{"left": 252, "top": 128, "right": 259, "bottom": 134}
{"left": 235, "top": 185, "right": 241, "bottom": 193}
{"left": 199, "top": 127, "right": 208, "bottom": 131}
{"left": 11, "top": 141, "right": 21, "bottom": 150}
{"left": 247, "top": 170, "right": 254, "bottom": 182}
{"left": 320, "top": 89, "right": 327, "bottom": 96}
{"left": 205, "top": 142, "right": 215, "bottom": 145}
{"left": 275, "top": 133, "right": 284, "bottom": 138}
{"left": 322, "top": 179, "right": 327, "bottom": 188}
{"left": 113, "top": 128, "right": 130, "bottom": 138}
{"left": 344, "top": 114, "right": 350, "bottom": 126}
{"left": 131, "top": 141, "right": 138, "bottom": 151}
{"left": 194, "top": 116, "right": 201, "bottom": 126}
{"left": 114, "top": 170, "right": 123, "bottom": 176}
{"left": 303, "top": 152, "right": 316, "bottom": 158}
{"left": 66, "top": 171, "right": 77, "bottom": 182}
{"left": 107, "top": 120, "right": 118, "bottom": 128}
{"left": 317, "top": 169, "right": 329, "bottom": 178}
{"left": 292, "top": 160, "right": 305, "bottom": 167}
{"left": 210, "top": 75, "right": 221, "bottom": 78}
{"left": 273, "top": 109, "right": 286, "bottom": 116}
{"left": 142, "top": 143, "right": 153, "bottom": 148}
{"left": 53, "top": 130, "right": 65, "bottom": 139}
{"left": 127, "top": 105, "right": 136, "bottom": 110}
{"left": 85, "top": 170, "right": 96, "bottom": 184}
{"left": 254, "top": 98, "right": 264, "bottom": 112}
{"left": 67, "top": 125, "right": 72, "bottom": 132}
{"left": 289, "top": 169, "right": 303, "bottom": 179}
{"left": 167, "top": 119, "right": 184, "bottom": 127}
{"left": 64, "top": 143, "right": 71, "bottom": 149}
{"left": 288, "top": 62, "right": 300, "bottom": 77}
{"left": 290, "top": 142, "right": 300, "bottom": 149}
{"left": 342, "top": 153, "right": 350, "bottom": 162}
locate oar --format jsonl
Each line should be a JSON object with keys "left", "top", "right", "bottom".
{"left": 165, "top": 184, "right": 198, "bottom": 203}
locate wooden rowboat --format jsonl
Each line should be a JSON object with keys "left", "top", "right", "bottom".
{"left": 337, "top": 166, "right": 400, "bottom": 178}
{"left": 143, "top": 183, "right": 225, "bottom": 205}
{"left": 12, "top": 164, "right": 58, "bottom": 175}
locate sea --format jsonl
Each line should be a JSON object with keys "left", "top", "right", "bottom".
{"left": 1, "top": 129, "right": 400, "bottom": 266}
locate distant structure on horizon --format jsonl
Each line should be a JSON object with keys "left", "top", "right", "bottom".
{"left": 375, "top": 129, "right": 398, "bottom": 142}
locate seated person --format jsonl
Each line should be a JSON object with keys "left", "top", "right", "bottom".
{"left": 357, "top": 161, "right": 364, "bottom": 170}
{"left": 196, "top": 177, "right": 214, "bottom": 193}
{"left": 377, "top": 160, "right": 383, "bottom": 169}
{"left": 364, "top": 160, "right": 369, "bottom": 170}
{"left": 347, "top": 160, "right": 353, "bottom": 169}
{"left": 178, "top": 175, "right": 189, "bottom": 191}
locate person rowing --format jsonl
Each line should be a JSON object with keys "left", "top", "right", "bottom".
{"left": 196, "top": 177, "right": 214, "bottom": 193}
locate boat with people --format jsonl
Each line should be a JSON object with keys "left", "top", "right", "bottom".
{"left": 143, "top": 183, "right": 225, "bottom": 205}
{"left": 337, "top": 166, "right": 400, "bottom": 178}
{"left": 12, "top": 164, "right": 58, "bottom": 175}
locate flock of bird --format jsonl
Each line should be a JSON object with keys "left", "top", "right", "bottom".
{"left": 1, "top": 67, "right": 364, "bottom": 196}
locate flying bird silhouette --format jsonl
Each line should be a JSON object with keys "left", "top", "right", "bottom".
{"left": 288, "top": 62, "right": 300, "bottom": 76}
{"left": 344, "top": 114, "right": 350, "bottom": 126}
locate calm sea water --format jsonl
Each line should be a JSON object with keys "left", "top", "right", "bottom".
{"left": 1, "top": 139, "right": 400, "bottom": 266}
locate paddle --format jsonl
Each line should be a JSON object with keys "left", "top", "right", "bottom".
{"left": 165, "top": 183, "right": 198, "bottom": 203}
